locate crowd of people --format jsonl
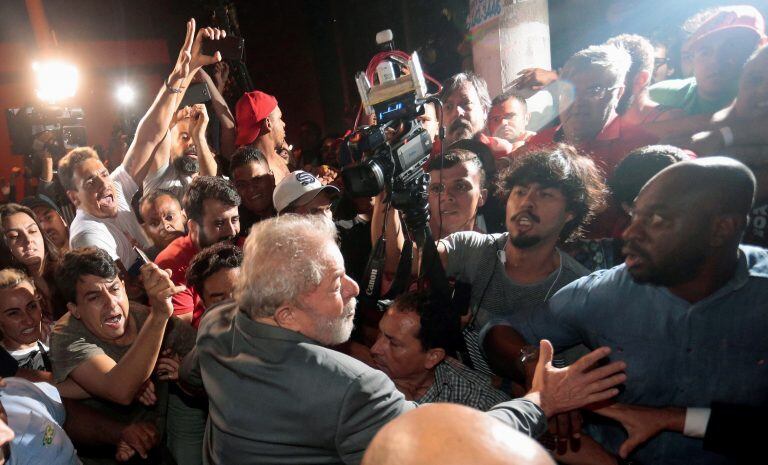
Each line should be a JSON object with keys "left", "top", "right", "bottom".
{"left": 0, "top": 4, "right": 766, "bottom": 465}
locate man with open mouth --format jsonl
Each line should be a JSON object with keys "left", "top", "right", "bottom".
{"left": 57, "top": 19, "right": 230, "bottom": 278}
{"left": 495, "top": 157, "right": 768, "bottom": 465}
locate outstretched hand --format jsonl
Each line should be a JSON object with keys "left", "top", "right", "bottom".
{"left": 511, "top": 67, "right": 558, "bottom": 91}
{"left": 529, "top": 340, "right": 627, "bottom": 418}
{"left": 593, "top": 404, "right": 685, "bottom": 458}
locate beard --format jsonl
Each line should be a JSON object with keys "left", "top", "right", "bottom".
{"left": 510, "top": 234, "right": 543, "bottom": 249}
{"left": 173, "top": 154, "right": 199, "bottom": 176}
{"left": 198, "top": 228, "right": 235, "bottom": 249}
{"left": 447, "top": 118, "right": 476, "bottom": 142}
{"left": 313, "top": 297, "right": 357, "bottom": 346}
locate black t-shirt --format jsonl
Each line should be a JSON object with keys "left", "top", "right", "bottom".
{"left": 0, "top": 347, "right": 19, "bottom": 378}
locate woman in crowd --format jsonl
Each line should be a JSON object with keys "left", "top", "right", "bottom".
{"left": 0, "top": 203, "right": 62, "bottom": 321}
{"left": 0, "top": 268, "right": 50, "bottom": 371}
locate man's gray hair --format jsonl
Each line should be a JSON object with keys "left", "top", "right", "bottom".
{"left": 440, "top": 72, "right": 492, "bottom": 116}
{"left": 235, "top": 214, "right": 338, "bottom": 319}
{"left": 562, "top": 44, "right": 632, "bottom": 87}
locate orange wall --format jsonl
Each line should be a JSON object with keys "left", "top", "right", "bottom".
{"left": 0, "top": 39, "right": 170, "bottom": 196}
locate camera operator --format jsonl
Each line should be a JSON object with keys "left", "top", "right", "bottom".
{"left": 371, "top": 148, "right": 489, "bottom": 282}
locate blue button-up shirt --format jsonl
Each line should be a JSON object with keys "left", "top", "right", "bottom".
{"left": 516, "top": 245, "right": 768, "bottom": 465}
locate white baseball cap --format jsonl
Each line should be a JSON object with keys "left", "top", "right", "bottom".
{"left": 273, "top": 170, "right": 340, "bottom": 214}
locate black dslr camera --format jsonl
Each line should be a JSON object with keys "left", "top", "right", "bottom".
{"left": 341, "top": 52, "right": 433, "bottom": 234}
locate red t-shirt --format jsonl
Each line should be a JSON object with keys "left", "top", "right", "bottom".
{"left": 525, "top": 117, "right": 659, "bottom": 178}
{"left": 154, "top": 235, "right": 202, "bottom": 322}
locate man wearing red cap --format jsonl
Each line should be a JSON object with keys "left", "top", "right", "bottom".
{"left": 235, "top": 91, "right": 291, "bottom": 183}
{"left": 650, "top": 5, "right": 767, "bottom": 116}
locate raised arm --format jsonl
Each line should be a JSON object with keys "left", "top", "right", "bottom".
{"left": 67, "top": 264, "right": 185, "bottom": 405}
{"left": 188, "top": 104, "right": 218, "bottom": 176}
{"left": 122, "top": 20, "right": 226, "bottom": 185}
{"left": 199, "top": 68, "right": 236, "bottom": 159}
{"left": 370, "top": 193, "right": 406, "bottom": 276}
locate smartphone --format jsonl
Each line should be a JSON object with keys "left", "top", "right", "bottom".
{"left": 133, "top": 246, "right": 152, "bottom": 266}
{"left": 202, "top": 35, "right": 244, "bottom": 61}
{"left": 178, "top": 82, "right": 211, "bottom": 110}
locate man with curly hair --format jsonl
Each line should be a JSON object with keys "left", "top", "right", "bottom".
{"left": 434, "top": 144, "right": 607, "bottom": 376}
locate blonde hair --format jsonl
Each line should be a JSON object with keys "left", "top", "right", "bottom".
{"left": 235, "top": 214, "right": 338, "bottom": 318}
{"left": 0, "top": 268, "right": 35, "bottom": 291}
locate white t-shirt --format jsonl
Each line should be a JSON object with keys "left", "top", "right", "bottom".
{"left": 2, "top": 378, "right": 80, "bottom": 465}
{"left": 69, "top": 166, "right": 152, "bottom": 269}
{"left": 143, "top": 161, "right": 192, "bottom": 200}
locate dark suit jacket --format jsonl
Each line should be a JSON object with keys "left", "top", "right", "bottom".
{"left": 182, "top": 302, "right": 546, "bottom": 465}
{"left": 704, "top": 402, "right": 767, "bottom": 459}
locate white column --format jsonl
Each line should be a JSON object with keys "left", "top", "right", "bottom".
{"left": 469, "top": 0, "right": 553, "bottom": 130}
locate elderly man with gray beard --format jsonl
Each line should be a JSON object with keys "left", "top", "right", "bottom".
{"left": 180, "top": 214, "right": 627, "bottom": 465}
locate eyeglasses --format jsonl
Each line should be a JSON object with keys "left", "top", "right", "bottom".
{"left": 559, "top": 85, "right": 623, "bottom": 102}
{"left": 654, "top": 57, "right": 670, "bottom": 70}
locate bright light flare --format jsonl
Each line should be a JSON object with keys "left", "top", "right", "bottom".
{"left": 116, "top": 84, "right": 136, "bottom": 105}
{"left": 33, "top": 60, "right": 79, "bottom": 104}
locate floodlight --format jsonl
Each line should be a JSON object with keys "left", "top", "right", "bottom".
{"left": 32, "top": 60, "right": 79, "bottom": 104}
{"left": 116, "top": 84, "right": 136, "bottom": 105}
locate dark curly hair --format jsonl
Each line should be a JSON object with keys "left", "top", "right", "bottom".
{"left": 391, "top": 290, "right": 461, "bottom": 356}
{"left": 183, "top": 176, "right": 241, "bottom": 225}
{"left": 56, "top": 247, "right": 118, "bottom": 305}
{"left": 609, "top": 145, "right": 690, "bottom": 206}
{"left": 186, "top": 242, "right": 243, "bottom": 296}
{"left": 496, "top": 144, "right": 607, "bottom": 242}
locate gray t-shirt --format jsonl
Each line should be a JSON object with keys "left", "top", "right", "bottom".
{"left": 440, "top": 231, "right": 589, "bottom": 373}
{"left": 51, "top": 303, "right": 196, "bottom": 383}
{"left": 50, "top": 302, "right": 196, "bottom": 429}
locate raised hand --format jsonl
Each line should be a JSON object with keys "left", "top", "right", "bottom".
{"left": 511, "top": 67, "right": 558, "bottom": 91}
{"left": 140, "top": 263, "right": 186, "bottom": 318}
{"left": 530, "top": 340, "right": 627, "bottom": 418}
{"left": 190, "top": 26, "right": 226, "bottom": 71}
{"left": 213, "top": 61, "right": 230, "bottom": 93}
{"left": 189, "top": 103, "right": 210, "bottom": 142}
{"left": 169, "top": 19, "right": 196, "bottom": 85}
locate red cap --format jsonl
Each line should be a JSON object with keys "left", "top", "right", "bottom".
{"left": 235, "top": 91, "right": 278, "bottom": 146}
{"left": 685, "top": 5, "right": 767, "bottom": 51}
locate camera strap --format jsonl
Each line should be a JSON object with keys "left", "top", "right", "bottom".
{"left": 359, "top": 234, "right": 414, "bottom": 308}
{"left": 383, "top": 240, "right": 413, "bottom": 300}
{"left": 360, "top": 236, "right": 387, "bottom": 306}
